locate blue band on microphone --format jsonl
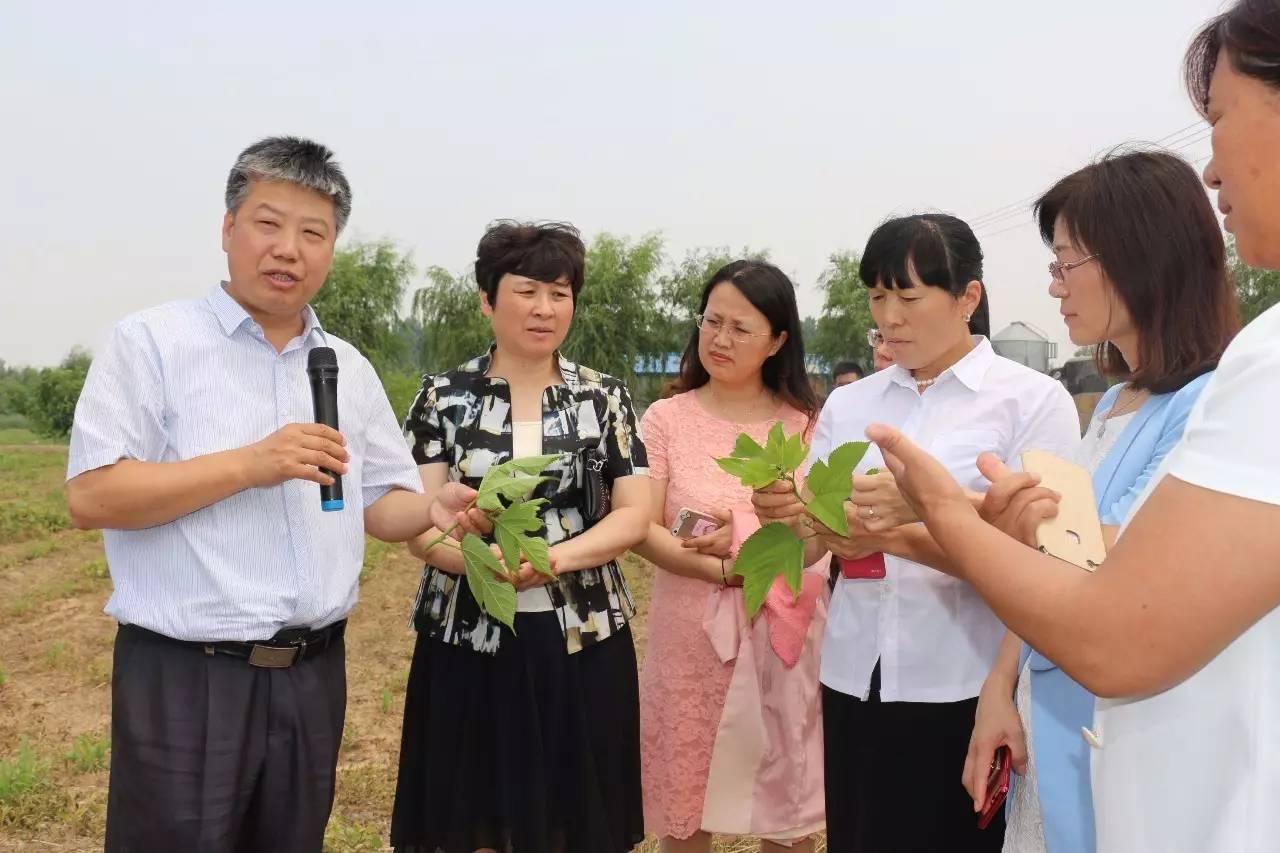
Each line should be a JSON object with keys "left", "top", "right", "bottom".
{"left": 321, "top": 499, "right": 345, "bottom": 512}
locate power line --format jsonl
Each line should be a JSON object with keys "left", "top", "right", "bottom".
{"left": 1152, "top": 121, "right": 1210, "bottom": 148}
{"left": 969, "top": 120, "right": 1214, "bottom": 237}
{"left": 967, "top": 121, "right": 1205, "bottom": 227}
{"left": 981, "top": 219, "right": 1036, "bottom": 239}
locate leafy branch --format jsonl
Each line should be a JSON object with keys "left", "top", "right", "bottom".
{"left": 715, "top": 422, "right": 873, "bottom": 617}
{"left": 416, "top": 454, "right": 561, "bottom": 632}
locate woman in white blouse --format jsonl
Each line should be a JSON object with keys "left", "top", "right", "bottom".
{"left": 755, "top": 212, "right": 1080, "bottom": 852}
{"left": 860, "top": 4, "right": 1280, "bottom": 850}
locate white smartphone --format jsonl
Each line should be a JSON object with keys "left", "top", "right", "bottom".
{"left": 671, "top": 507, "right": 722, "bottom": 540}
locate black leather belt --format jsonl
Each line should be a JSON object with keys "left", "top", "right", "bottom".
{"left": 127, "top": 621, "right": 347, "bottom": 669}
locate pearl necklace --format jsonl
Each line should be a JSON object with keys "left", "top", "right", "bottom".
{"left": 913, "top": 376, "right": 937, "bottom": 392}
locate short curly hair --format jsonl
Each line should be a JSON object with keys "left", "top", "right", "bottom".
{"left": 474, "top": 220, "right": 586, "bottom": 305}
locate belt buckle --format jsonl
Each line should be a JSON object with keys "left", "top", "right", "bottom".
{"left": 247, "top": 643, "right": 302, "bottom": 668}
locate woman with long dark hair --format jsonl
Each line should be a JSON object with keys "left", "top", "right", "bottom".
{"left": 753, "top": 214, "right": 1082, "bottom": 852}
{"left": 634, "top": 260, "right": 825, "bottom": 853}
{"left": 860, "top": 2, "right": 1280, "bottom": 849}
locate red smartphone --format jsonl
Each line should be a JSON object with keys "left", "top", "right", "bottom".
{"left": 978, "top": 745, "right": 1012, "bottom": 829}
{"left": 837, "top": 553, "right": 886, "bottom": 580}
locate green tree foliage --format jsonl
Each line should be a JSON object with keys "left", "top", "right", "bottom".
{"left": 311, "top": 241, "right": 416, "bottom": 373}
{"left": 810, "top": 250, "right": 874, "bottom": 370}
{"left": 25, "top": 348, "right": 92, "bottom": 438}
{"left": 411, "top": 266, "right": 492, "bottom": 374}
{"left": 0, "top": 360, "right": 38, "bottom": 424}
{"left": 12, "top": 235, "right": 897, "bottom": 444}
{"left": 562, "top": 233, "right": 668, "bottom": 381}
{"left": 1230, "top": 238, "right": 1280, "bottom": 326}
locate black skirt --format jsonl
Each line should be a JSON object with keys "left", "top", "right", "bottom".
{"left": 822, "top": 665, "right": 1006, "bottom": 853}
{"left": 391, "top": 612, "right": 644, "bottom": 853}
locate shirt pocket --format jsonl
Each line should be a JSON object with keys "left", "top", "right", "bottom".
{"left": 930, "top": 428, "right": 1004, "bottom": 490}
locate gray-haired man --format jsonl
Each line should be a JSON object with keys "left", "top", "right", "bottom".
{"left": 67, "top": 137, "right": 434, "bottom": 851}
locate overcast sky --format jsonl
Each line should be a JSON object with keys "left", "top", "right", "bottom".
{"left": 1, "top": 0, "right": 1226, "bottom": 367}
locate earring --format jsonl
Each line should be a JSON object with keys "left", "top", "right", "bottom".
{"left": 963, "top": 314, "right": 971, "bottom": 323}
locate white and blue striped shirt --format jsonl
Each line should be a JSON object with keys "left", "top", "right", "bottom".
{"left": 67, "top": 283, "right": 422, "bottom": 642}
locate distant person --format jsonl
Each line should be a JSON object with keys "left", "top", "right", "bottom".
{"left": 868, "top": 328, "right": 895, "bottom": 371}
{"left": 66, "top": 136, "right": 431, "bottom": 852}
{"left": 832, "top": 360, "right": 865, "bottom": 388}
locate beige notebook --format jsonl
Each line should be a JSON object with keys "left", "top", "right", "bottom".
{"left": 1020, "top": 450, "right": 1106, "bottom": 572}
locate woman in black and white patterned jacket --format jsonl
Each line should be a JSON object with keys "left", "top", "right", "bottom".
{"left": 391, "top": 220, "right": 651, "bottom": 853}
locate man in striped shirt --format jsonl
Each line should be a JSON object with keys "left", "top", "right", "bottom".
{"left": 66, "top": 137, "right": 435, "bottom": 852}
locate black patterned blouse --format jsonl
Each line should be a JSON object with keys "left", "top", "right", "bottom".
{"left": 403, "top": 347, "right": 649, "bottom": 655}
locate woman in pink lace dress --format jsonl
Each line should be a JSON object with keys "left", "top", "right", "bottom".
{"left": 635, "top": 261, "right": 827, "bottom": 853}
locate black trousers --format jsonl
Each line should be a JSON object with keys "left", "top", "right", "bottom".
{"left": 823, "top": 667, "right": 1005, "bottom": 853}
{"left": 104, "top": 624, "right": 347, "bottom": 853}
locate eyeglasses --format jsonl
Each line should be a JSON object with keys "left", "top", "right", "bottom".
{"left": 1049, "top": 254, "right": 1099, "bottom": 282}
{"left": 867, "top": 328, "right": 885, "bottom": 348}
{"left": 696, "top": 314, "right": 773, "bottom": 345}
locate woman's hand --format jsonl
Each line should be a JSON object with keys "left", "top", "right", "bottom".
{"left": 810, "top": 509, "right": 881, "bottom": 562}
{"left": 507, "top": 545, "right": 560, "bottom": 591}
{"left": 849, "top": 471, "right": 918, "bottom": 532}
{"left": 752, "top": 481, "right": 809, "bottom": 535}
{"left": 864, "top": 424, "right": 971, "bottom": 524}
{"left": 680, "top": 509, "right": 735, "bottom": 558}
{"left": 963, "top": 676, "right": 1029, "bottom": 812}
{"left": 976, "top": 454, "right": 1061, "bottom": 547}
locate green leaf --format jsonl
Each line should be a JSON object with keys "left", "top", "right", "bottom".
{"left": 806, "top": 493, "right": 850, "bottom": 536}
{"left": 763, "top": 421, "right": 787, "bottom": 466}
{"left": 731, "top": 522, "right": 805, "bottom": 618}
{"left": 494, "top": 500, "right": 553, "bottom": 577}
{"left": 496, "top": 453, "right": 562, "bottom": 477}
{"left": 461, "top": 533, "right": 517, "bottom": 632}
{"left": 715, "top": 456, "right": 781, "bottom": 489}
{"left": 781, "top": 433, "right": 808, "bottom": 473}
{"left": 804, "top": 440, "right": 871, "bottom": 536}
{"left": 733, "top": 433, "right": 765, "bottom": 458}
{"left": 476, "top": 469, "right": 551, "bottom": 511}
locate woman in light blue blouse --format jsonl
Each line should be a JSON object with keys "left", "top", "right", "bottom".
{"left": 966, "top": 150, "right": 1239, "bottom": 853}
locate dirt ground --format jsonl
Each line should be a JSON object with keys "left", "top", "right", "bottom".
{"left": 0, "top": 440, "right": 823, "bottom": 852}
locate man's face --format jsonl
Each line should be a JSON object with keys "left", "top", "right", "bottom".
{"left": 221, "top": 179, "right": 337, "bottom": 324}
{"left": 833, "top": 371, "right": 861, "bottom": 388}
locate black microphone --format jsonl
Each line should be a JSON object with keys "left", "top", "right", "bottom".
{"left": 306, "top": 346, "right": 344, "bottom": 512}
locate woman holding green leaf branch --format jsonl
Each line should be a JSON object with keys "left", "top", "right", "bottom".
{"left": 751, "top": 214, "right": 1080, "bottom": 853}
{"left": 391, "top": 221, "right": 651, "bottom": 853}
{"left": 633, "top": 261, "right": 827, "bottom": 853}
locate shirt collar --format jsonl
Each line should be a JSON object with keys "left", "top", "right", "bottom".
{"left": 885, "top": 336, "right": 994, "bottom": 395}
{"left": 207, "top": 282, "right": 324, "bottom": 343}
{"left": 469, "top": 343, "right": 579, "bottom": 389}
